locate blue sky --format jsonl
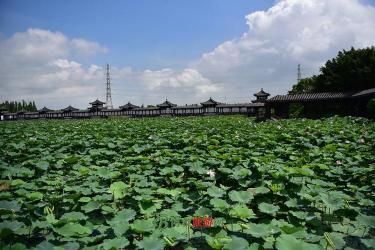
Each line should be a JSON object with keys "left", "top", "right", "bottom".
{"left": 0, "top": 0, "right": 375, "bottom": 108}
{"left": 0, "top": 0, "right": 275, "bottom": 69}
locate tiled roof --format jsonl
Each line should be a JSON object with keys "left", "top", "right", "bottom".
{"left": 266, "top": 92, "right": 350, "bottom": 102}
{"left": 216, "top": 103, "right": 264, "bottom": 108}
{"left": 61, "top": 105, "right": 79, "bottom": 112}
{"left": 172, "top": 105, "right": 202, "bottom": 109}
{"left": 119, "top": 102, "right": 139, "bottom": 110}
{"left": 157, "top": 100, "right": 177, "bottom": 108}
{"left": 134, "top": 107, "right": 160, "bottom": 110}
{"left": 254, "top": 88, "right": 270, "bottom": 97}
{"left": 89, "top": 99, "right": 106, "bottom": 105}
{"left": 38, "top": 106, "right": 53, "bottom": 113}
{"left": 201, "top": 97, "right": 219, "bottom": 106}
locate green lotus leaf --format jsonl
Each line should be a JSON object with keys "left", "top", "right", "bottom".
{"left": 36, "top": 161, "right": 49, "bottom": 171}
{"left": 207, "top": 186, "right": 225, "bottom": 198}
{"left": 210, "top": 198, "right": 230, "bottom": 211}
{"left": 194, "top": 207, "right": 212, "bottom": 217}
{"left": 258, "top": 202, "right": 279, "bottom": 215}
{"left": 223, "top": 236, "right": 249, "bottom": 250}
{"left": 159, "top": 209, "right": 180, "bottom": 218}
{"left": 11, "top": 179, "right": 25, "bottom": 186}
{"left": 0, "top": 221, "right": 25, "bottom": 239}
{"left": 78, "top": 166, "right": 90, "bottom": 175}
{"left": 131, "top": 219, "right": 155, "bottom": 233}
{"left": 78, "top": 197, "right": 91, "bottom": 203}
{"left": 101, "top": 237, "right": 130, "bottom": 250}
{"left": 139, "top": 200, "right": 162, "bottom": 216}
{"left": 319, "top": 192, "right": 345, "bottom": 212}
{"left": 162, "top": 225, "right": 193, "bottom": 241}
{"left": 135, "top": 236, "right": 165, "bottom": 250}
{"left": 113, "top": 209, "right": 136, "bottom": 222}
{"left": 53, "top": 222, "right": 91, "bottom": 237}
{"left": 356, "top": 214, "right": 375, "bottom": 228}
{"left": 361, "top": 238, "right": 375, "bottom": 248}
{"left": 52, "top": 242, "right": 80, "bottom": 250}
{"left": 108, "top": 181, "right": 129, "bottom": 200}
{"left": 26, "top": 192, "right": 43, "bottom": 201}
{"left": 107, "top": 209, "right": 134, "bottom": 236}
{"left": 280, "top": 226, "right": 304, "bottom": 234}
{"left": 228, "top": 190, "right": 253, "bottom": 203}
{"left": 289, "top": 211, "right": 308, "bottom": 220}
{"left": 285, "top": 198, "right": 298, "bottom": 208}
{"left": 247, "top": 186, "right": 270, "bottom": 195}
{"left": 46, "top": 214, "right": 58, "bottom": 224}
{"left": 276, "top": 234, "right": 323, "bottom": 250}
{"left": 229, "top": 204, "right": 255, "bottom": 219}
{"left": 60, "top": 212, "right": 88, "bottom": 222}
{"left": 81, "top": 201, "right": 102, "bottom": 213}
{"left": 3, "top": 243, "right": 27, "bottom": 250}
{"left": 34, "top": 241, "right": 56, "bottom": 250}
{"left": 245, "top": 223, "right": 279, "bottom": 238}
{"left": 0, "top": 200, "right": 21, "bottom": 214}
{"left": 206, "top": 235, "right": 232, "bottom": 250}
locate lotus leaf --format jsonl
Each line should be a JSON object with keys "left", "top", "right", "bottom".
{"left": 228, "top": 190, "right": 253, "bottom": 203}
{"left": 258, "top": 202, "right": 280, "bottom": 215}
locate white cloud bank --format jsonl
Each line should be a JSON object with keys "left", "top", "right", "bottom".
{"left": 192, "top": 0, "right": 375, "bottom": 101}
{"left": 1, "top": 0, "right": 375, "bottom": 108}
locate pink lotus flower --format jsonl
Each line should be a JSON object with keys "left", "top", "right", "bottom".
{"left": 358, "top": 138, "right": 365, "bottom": 144}
{"left": 336, "top": 160, "right": 342, "bottom": 165}
{"left": 207, "top": 169, "right": 216, "bottom": 178}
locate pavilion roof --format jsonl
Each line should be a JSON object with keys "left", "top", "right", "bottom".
{"left": 119, "top": 102, "right": 139, "bottom": 110}
{"left": 38, "top": 106, "right": 53, "bottom": 113}
{"left": 254, "top": 88, "right": 270, "bottom": 97}
{"left": 156, "top": 99, "right": 177, "bottom": 108}
{"left": 200, "top": 97, "right": 219, "bottom": 106}
{"left": 62, "top": 105, "right": 79, "bottom": 112}
{"left": 89, "top": 99, "right": 106, "bottom": 105}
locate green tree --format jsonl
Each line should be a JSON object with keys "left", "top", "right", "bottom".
{"left": 291, "top": 47, "right": 375, "bottom": 93}
{"left": 32, "top": 101, "right": 37, "bottom": 111}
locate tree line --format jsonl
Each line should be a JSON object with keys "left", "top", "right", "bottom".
{"left": 0, "top": 100, "right": 37, "bottom": 113}
{"left": 290, "top": 46, "right": 375, "bottom": 94}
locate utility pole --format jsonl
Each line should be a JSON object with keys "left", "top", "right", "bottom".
{"left": 105, "top": 63, "right": 113, "bottom": 109}
{"left": 297, "top": 64, "right": 302, "bottom": 83}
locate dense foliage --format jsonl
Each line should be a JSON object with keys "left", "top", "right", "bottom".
{"left": 0, "top": 100, "right": 37, "bottom": 113}
{"left": 0, "top": 116, "right": 374, "bottom": 249}
{"left": 367, "top": 98, "right": 375, "bottom": 118}
{"left": 290, "top": 47, "right": 375, "bottom": 94}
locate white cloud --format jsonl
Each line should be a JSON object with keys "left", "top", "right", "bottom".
{"left": 192, "top": 0, "right": 375, "bottom": 100}
{"left": 71, "top": 38, "right": 108, "bottom": 56}
{"left": 0, "top": 29, "right": 107, "bottom": 109}
{"left": 139, "top": 68, "right": 219, "bottom": 93}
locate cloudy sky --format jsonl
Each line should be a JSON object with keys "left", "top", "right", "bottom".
{"left": 0, "top": 0, "right": 375, "bottom": 109}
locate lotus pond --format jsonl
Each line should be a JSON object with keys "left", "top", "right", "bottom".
{"left": 0, "top": 116, "right": 374, "bottom": 250}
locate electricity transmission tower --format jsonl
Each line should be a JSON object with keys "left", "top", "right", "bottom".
{"left": 297, "top": 64, "right": 302, "bottom": 83}
{"left": 105, "top": 63, "right": 113, "bottom": 109}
